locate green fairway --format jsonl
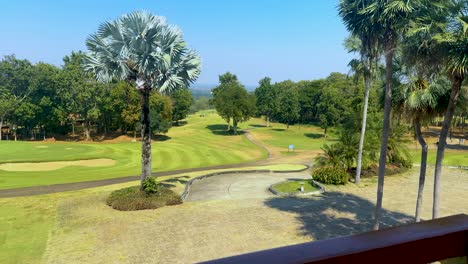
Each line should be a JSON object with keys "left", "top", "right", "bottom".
{"left": 244, "top": 119, "right": 336, "bottom": 151}
{"left": 0, "top": 111, "right": 267, "bottom": 189}
{"left": 409, "top": 149, "right": 468, "bottom": 167}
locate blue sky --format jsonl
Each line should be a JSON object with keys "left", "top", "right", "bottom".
{"left": 0, "top": 0, "right": 353, "bottom": 87}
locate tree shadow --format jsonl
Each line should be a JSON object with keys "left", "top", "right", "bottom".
{"left": 272, "top": 128, "right": 286, "bottom": 132}
{"left": 153, "top": 134, "right": 171, "bottom": 141}
{"left": 304, "top": 133, "right": 324, "bottom": 139}
{"left": 158, "top": 176, "right": 190, "bottom": 188}
{"left": 173, "top": 120, "right": 188, "bottom": 126}
{"left": 445, "top": 143, "right": 468, "bottom": 150}
{"left": 206, "top": 124, "right": 244, "bottom": 136}
{"left": 264, "top": 192, "right": 413, "bottom": 240}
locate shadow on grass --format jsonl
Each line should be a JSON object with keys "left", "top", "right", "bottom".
{"left": 172, "top": 120, "right": 188, "bottom": 126}
{"left": 159, "top": 176, "right": 190, "bottom": 188}
{"left": 304, "top": 133, "right": 324, "bottom": 139}
{"left": 272, "top": 128, "right": 286, "bottom": 132}
{"left": 264, "top": 192, "right": 413, "bottom": 240}
{"left": 153, "top": 134, "right": 171, "bottom": 141}
{"left": 249, "top": 124, "right": 267, "bottom": 128}
{"left": 206, "top": 124, "right": 244, "bottom": 136}
{"left": 445, "top": 143, "right": 468, "bottom": 150}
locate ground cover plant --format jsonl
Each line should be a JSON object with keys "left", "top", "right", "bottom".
{"left": 312, "top": 166, "right": 349, "bottom": 185}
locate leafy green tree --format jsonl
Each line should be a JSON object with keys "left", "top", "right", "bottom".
{"left": 254, "top": 77, "right": 279, "bottom": 127}
{"left": 29, "top": 62, "right": 64, "bottom": 139}
{"left": 316, "top": 74, "right": 353, "bottom": 135}
{"left": 171, "top": 88, "right": 193, "bottom": 125}
{"left": 84, "top": 11, "right": 201, "bottom": 188}
{"left": 109, "top": 81, "right": 140, "bottom": 137}
{"left": 212, "top": 72, "right": 256, "bottom": 134}
{"left": 60, "top": 52, "right": 106, "bottom": 141}
{"left": 0, "top": 55, "right": 34, "bottom": 141}
{"left": 297, "top": 80, "right": 324, "bottom": 122}
{"left": 274, "top": 85, "right": 300, "bottom": 129}
{"left": 150, "top": 92, "right": 173, "bottom": 134}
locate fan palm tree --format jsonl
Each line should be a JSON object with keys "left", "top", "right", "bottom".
{"left": 83, "top": 11, "right": 201, "bottom": 189}
{"left": 339, "top": 3, "right": 381, "bottom": 185}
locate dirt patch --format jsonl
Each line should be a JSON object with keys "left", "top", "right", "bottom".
{"left": 103, "top": 135, "right": 137, "bottom": 143}
{"left": 0, "top": 159, "right": 116, "bottom": 172}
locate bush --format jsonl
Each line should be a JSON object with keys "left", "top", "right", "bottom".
{"left": 142, "top": 177, "right": 159, "bottom": 194}
{"left": 106, "top": 186, "right": 182, "bottom": 211}
{"left": 312, "top": 166, "right": 349, "bottom": 185}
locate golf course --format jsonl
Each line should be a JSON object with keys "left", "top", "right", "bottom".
{"left": 1, "top": 110, "right": 467, "bottom": 263}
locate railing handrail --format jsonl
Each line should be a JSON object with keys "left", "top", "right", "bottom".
{"left": 202, "top": 214, "right": 468, "bottom": 264}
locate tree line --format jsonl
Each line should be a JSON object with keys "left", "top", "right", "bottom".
{"left": 0, "top": 52, "right": 194, "bottom": 141}
{"left": 211, "top": 71, "right": 366, "bottom": 135}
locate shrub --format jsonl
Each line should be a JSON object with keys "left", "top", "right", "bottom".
{"left": 142, "top": 177, "right": 160, "bottom": 194}
{"left": 106, "top": 186, "right": 182, "bottom": 211}
{"left": 312, "top": 166, "right": 349, "bottom": 185}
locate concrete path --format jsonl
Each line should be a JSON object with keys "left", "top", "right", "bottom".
{"left": 186, "top": 171, "right": 310, "bottom": 202}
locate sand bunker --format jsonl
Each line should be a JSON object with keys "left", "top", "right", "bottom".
{"left": 0, "top": 158, "right": 116, "bottom": 172}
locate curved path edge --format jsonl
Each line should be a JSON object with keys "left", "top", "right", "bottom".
{"left": 181, "top": 165, "right": 310, "bottom": 201}
{"left": 0, "top": 128, "right": 278, "bottom": 198}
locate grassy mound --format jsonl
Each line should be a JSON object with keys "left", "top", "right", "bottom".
{"left": 106, "top": 186, "right": 182, "bottom": 211}
{"left": 273, "top": 180, "right": 318, "bottom": 193}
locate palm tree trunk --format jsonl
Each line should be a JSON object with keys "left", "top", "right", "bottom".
{"left": 432, "top": 75, "right": 463, "bottom": 219}
{"left": 373, "top": 47, "right": 394, "bottom": 230}
{"left": 140, "top": 88, "right": 152, "bottom": 189}
{"left": 356, "top": 75, "right": 371, "bottom": 184}
{"left": 266, "top": 115, "right": 270, "bottom": 127}
{"left": 414, "top": 118, "right": 427, "bottom": 222}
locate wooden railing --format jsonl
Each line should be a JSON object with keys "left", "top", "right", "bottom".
{"left": 202, "top": 214, "right": 468, "bottom": 264}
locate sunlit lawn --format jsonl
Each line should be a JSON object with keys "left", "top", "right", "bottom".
{"left": 0, "top": 111, "right": 267, "bottom": 189}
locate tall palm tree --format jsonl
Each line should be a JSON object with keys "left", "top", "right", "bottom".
{"left": 339, "top": 2, "right": 381, "bottom": 185}
{"left": 429, "top": 0, "right": 468, "bottom": 219}
{"left": 409, "top": 0, "right": 468, "bottom": 218}
{"left": 343, "top": 0, "right": 421, "bottom": 230}
{"left": 392, "top": 60, "right": 450, "bottom": 221}
{"left": 84, "top": 11, "right": 201, "bottom": 189}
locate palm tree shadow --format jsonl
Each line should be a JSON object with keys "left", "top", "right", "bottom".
{"left": 159, "top": 176, "right": 190, "bottom": 188}
{"left": 264, "top": 192, "right": 413, "bottom": 240}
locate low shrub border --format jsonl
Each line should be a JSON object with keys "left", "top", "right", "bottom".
{"left": 180, "top": 165, "right": 309, "bottom": 201}
{"left": 269, "top": 180, "right": 325, "bottom": 197}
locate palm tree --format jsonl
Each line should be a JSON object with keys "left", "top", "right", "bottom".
{"left": 409, "top": 0, "right": 468, "bottom": 218}
{"left": 84, "top": 11, "right": 201, "bottom": 189}
{"left": 393, "top": 68, "right": 450, "bottom": 221}
{"left": 339, "top": 2, "right": 381, "bottom": 185}
{"left": 341, "top": 0, "right": 421, "bottom": 230}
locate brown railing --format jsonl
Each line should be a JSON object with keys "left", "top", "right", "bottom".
{"left": 202, "top": 214, "right": 468, "bottom": 264}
